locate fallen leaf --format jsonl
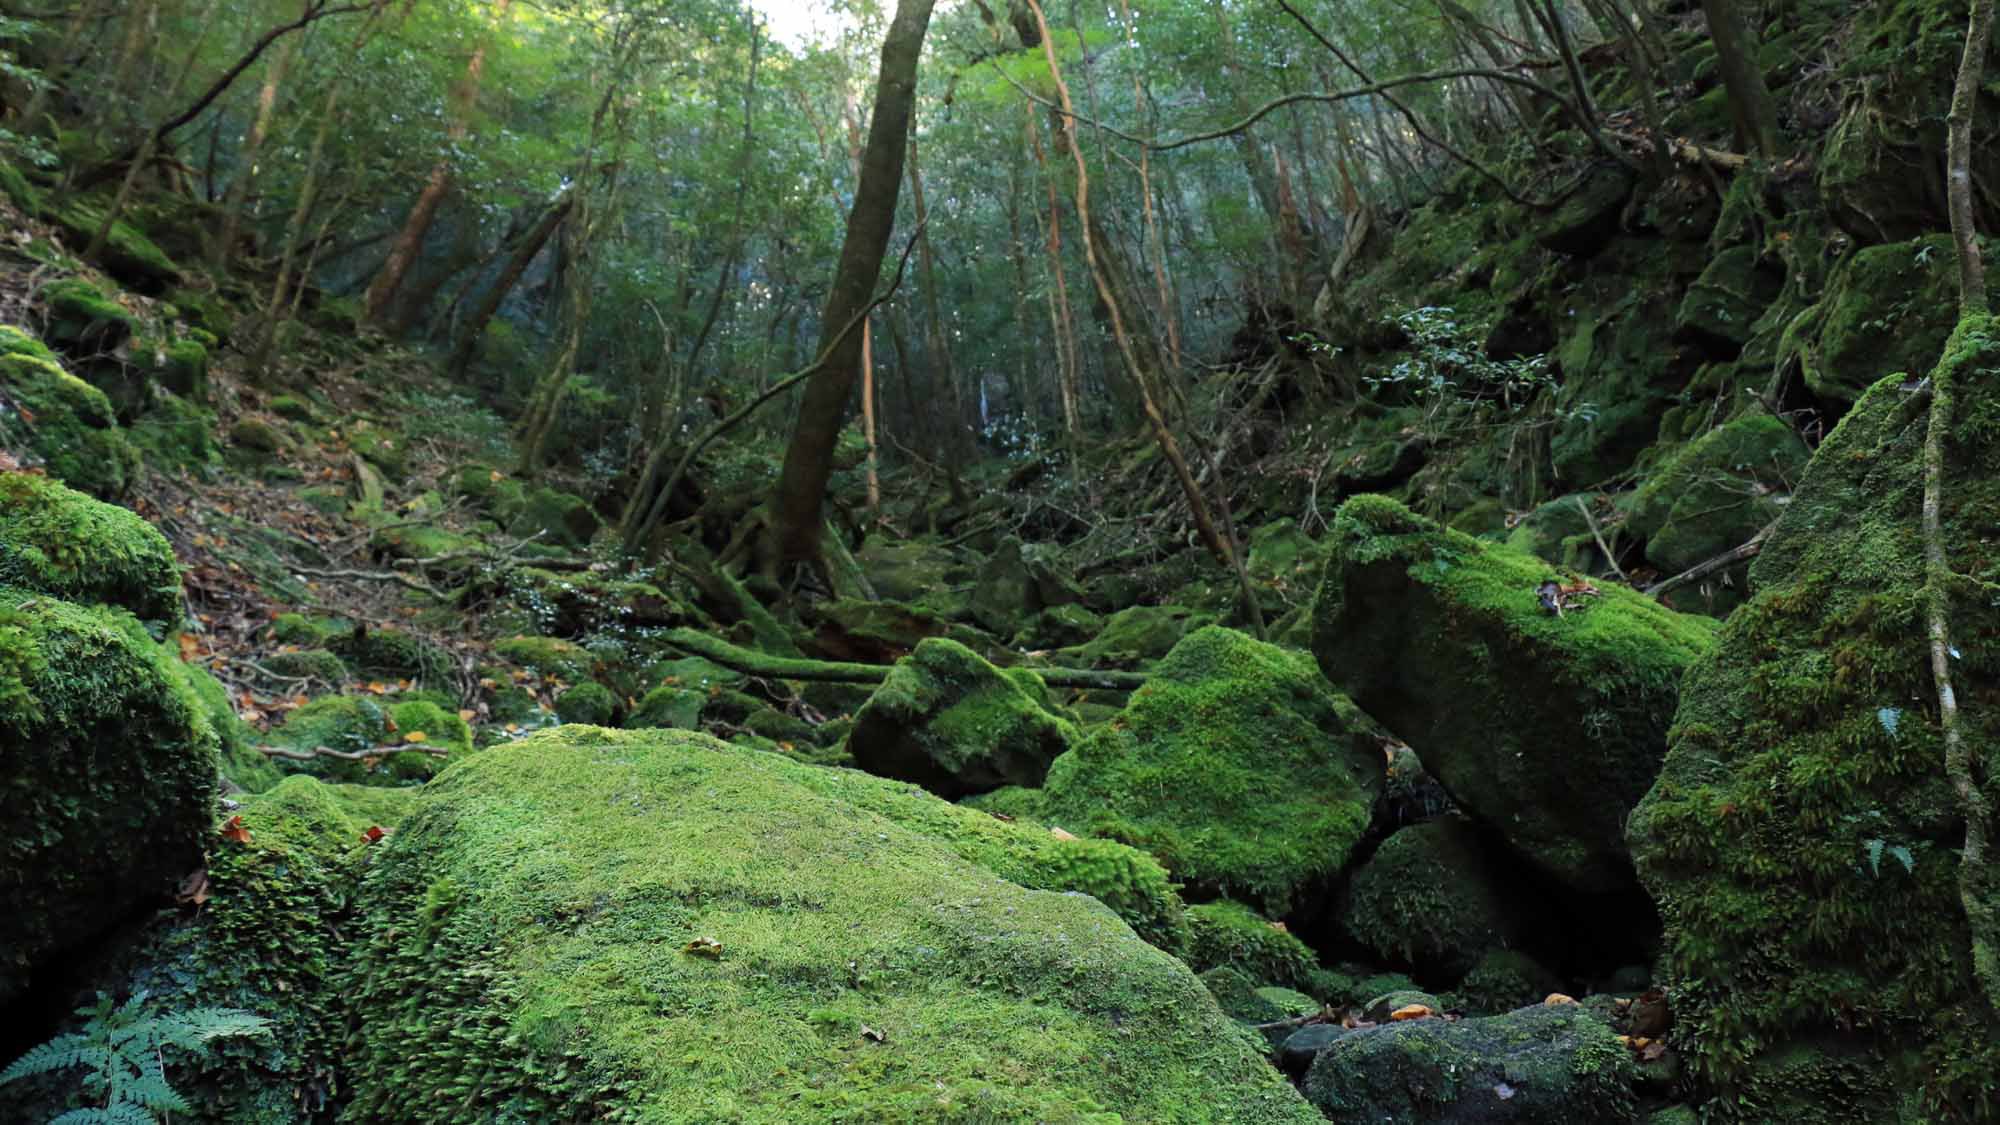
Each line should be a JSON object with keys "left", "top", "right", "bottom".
{"left": 683, "top": 937, "right": 724, "bottom": 958}
{"left": 1390, "top": 1004, "right": 1435, "bottom": 1021}
{"left": 366, "top": 681, "right": 389, "bottom": 695}
{"left": 175, "top": 868, "right": 211, "bottom": 906}
{"left": 1267, "top": 920, "right": 1290, "bottom": 934}
{"left": 1639, "top": 1041, "right": 1668, "bottom": 1063}
{"left": 219, "top": 815, "right": 252, "bottom": 845}
{"left": 860, "top": 1025, "right": 886, "bottom": 1043}
{"left": 1049, "top": 826, "right": 1078, "bottom": 841}
{"left": 1544, "top": 993, "right": 1577, "bottom": 1006}
{"left": 178, "top": 634, "right": 202, "bottom": 661}
{"left": 362, "top": 825, "right": 386, "bottom": 844}
{"left": 458, "top": 709, "right": 477, "bottom": 721}
{"left": 987, "top": 811, "right": 1016, "bottom": 823}
{"left": 403, "top": 731, "right": 428, "bottom": 744}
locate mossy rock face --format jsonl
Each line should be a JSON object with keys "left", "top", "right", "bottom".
{"left": 848, "top": 637, "right": 1074, "bottom": 798}
{"left": 131, "top": 334, "right": 208, "bottom": 400}
{"left": 228, "top": 416, "right": 289, "bottom": 455}
{"left": 1340, "top": 816, "right": 1534, "bottom": 981}
{"left": 50, "top": 200, "right": 182, "bottom": 291}
{"left": 0, "top": 776, "right": 418, "bottom": 1123}
{"left": 0, "top": 591, "right": 218, "bottom": 1007}
{"left": 1674, "top": 245, "right": 1783, "bottom": 352}
{"left": 1302, "top": 1003, "right": 1638, "bottom": 1122}
{"left": 1054, "top": 603, "right": 1218, "bottom": 669}
{"left": 1501, "top": 493, "right": 1598, "bottom": 570}
{"left": 345, "top": 419, "right": 408, "bottom": 477}
{"left": 1626, "top": 319, "right": 2000, "bottom": 1120}
{"left": 42, "top": 278, "right": 140, "bottom": 353}
{"left": 1627, "top": 415, "right": 1808, "bottom": 580}
{"left": 1312, "top": 496, "right": 1715, "bottom": 894}
{"left": 267, "top": 695, "right": 472, "bottom": 786}
{"left": 0, "top": 471, "right": 178, "bottom": 621}
{"left": 129, "top": 389, "right": 218, "bottom": 471}
{"left": 1446, "top": 950, "right": 1562, "bottom": 1016}
{"left": 341, "top": 728, "right": 1312, "bottom": 1122}
{"left": 1185, "top": 899, "right": 1319, "bottom": 992}
{"left": 1532, "top": 163, "right": 1635, "bottom": 257}
{"left": 1808, "top": 235, "right": 2000, "bottom": 404}
{"left": 1017, "top": 602, "right": 1103, "bottom": 649}
{"left": 508, "top": 485, "right": 600, "bottom": 548}
{"left": 991, "top": 626, "right": 1386, "bottom": 916}
{"left": 0, "top": 351, "right": 140, "bottom": 498}
{"left": 1547, "top": 266, "right": 1687, "bottom": 486}
{"left": 555, "top": 680, "right": 620, "bottom": 726}
{"left": 969, "top": 537, "right": 1039, "bottom": 635}
{"left": 853, "top": 537, "right": 965, "bottom": 603}
{"left": 493, "top": 634, "right": 592, "bottom": 681}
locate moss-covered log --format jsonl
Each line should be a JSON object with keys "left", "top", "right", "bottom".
{"left": 662, "top": 626, "right": 1149, "bottom": 691}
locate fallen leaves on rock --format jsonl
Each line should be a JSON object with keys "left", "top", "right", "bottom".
{"left": 1389, "top": 1004, "right": 1435, "bottom": 1021}
{"left": 175, "top": 868, "right": 211, "bottom": 906}
{"left": 219, "top": 815, "right": 252, "bottom": 845}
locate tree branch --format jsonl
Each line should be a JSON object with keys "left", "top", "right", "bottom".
{"left": 256, "top": 742, "right": 451, "bottom": 762}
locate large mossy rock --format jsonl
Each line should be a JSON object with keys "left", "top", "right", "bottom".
{"left": 1340, "top": 815, "right": 1534, "bottom": 981}
{"left": 848, "top": 637, "right": 1074, "bottom": 797}
{"left": 0, "top": 470, "right": 179, "bottom": 621}
{"left": 1302, "top": 1003, "right": 1637, "bottom": 1123}
{"left": 342, "top": 727, "right": 1315, "bottom": 1122}
{"left": 0, "top": 591, "right": 218, "bottom": 1006}
{"left": 0, "top": 334, "right": 140, "bottom": 498}
{"left": 1626, "top": 319, "right": 2000, "bottom": 1120}
{"left": 1627, "top": 415, "right": 1808, "bottom": 579}
{"left": 1806, "top": 234, "right": 2000, "bottom": 404}
{"left": 0, "top": 776, "right": 418, "bottom": 1123}
{"left": 978, "top": 626, "right": 1385, "bottom": 916}
{"left": 1312, "top": 496, "right": 1715, "bottom": 894}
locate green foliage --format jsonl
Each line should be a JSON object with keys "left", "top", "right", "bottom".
{"left": 0, "top": 348, "right": 139, "bottom": 498}
{"left": 0, "top": 991, "right": 270, "bottom": 1123}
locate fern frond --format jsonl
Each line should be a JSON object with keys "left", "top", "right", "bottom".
{"left": 159, "top": 1007, "right": 271, "bottom": 1047}
{"left": 128, "top": 1051, "right": 190, "bottom": 1113}
{"left": 1, "top": 1034, "right": 92, "bottom": 1083}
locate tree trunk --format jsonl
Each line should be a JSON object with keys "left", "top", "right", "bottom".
{"left": 362, "top": 0, "right": 512, "bottom": 325}
{"left": 212, "top": 24, "right": 298, "bottom": 271}
{"left": 447, "top": 187, "right": 572, "bottom": 377}
{"left": 771, "top": 0, "right": 938, "bottom": 566}
{"left": 1700, "top": 0, "right": 1781, "bottom": 156}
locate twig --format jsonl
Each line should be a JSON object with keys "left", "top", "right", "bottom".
{"left": 256, "top": 742, "right": 451, "bottom": 762}
{"left": 1643, "top": 522, "right": 1774, "bottom": 598}
{"left": 287, "top": 562, "right": 443, "bottom": 598}
{"left": 1574, "top": 496, "right": 1629, "bottom": 583}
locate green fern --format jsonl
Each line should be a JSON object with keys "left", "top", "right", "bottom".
{"left": 0, "top": 991, "right": 270, "bottom": 1123}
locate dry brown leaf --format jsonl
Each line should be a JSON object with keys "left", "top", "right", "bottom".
{"left": 1389, "top": 1004, "right": 1435, "bottom": 1021}
{"left": 683, "top": 937, "right": 724, "bottom": 958}
{"left": 175, "top": 868, "right": 211, "bottom": 906}
{"left": 1049, "top": 826, "right": 1079, "bottom": 841}
{"left": 860, "top": 1025, "right": 886, "bottom": 1043}
{"left": 1544, "top": 993, "right": 1577, "bottom": 1006}
{"left": 219, "top": 815, "right": 252, "bottom": 845}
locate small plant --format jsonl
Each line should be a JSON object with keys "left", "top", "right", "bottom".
{"left": 0, "top": 991, "right": 271, "bottom": 1123}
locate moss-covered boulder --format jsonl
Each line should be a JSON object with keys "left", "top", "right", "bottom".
{"left": 1302, "top": 1002, "right": 1637, "bottom": 1122}
{"left": 555, "top": 679, "right": 620, "bottom": 726}
{"left": 130, "top": 334, "right": 209, "bottom": 401}
{"left": 0, "top": 776, "right": 417, "bottom": 1122}
{"left": 1627, "top": 415, "right": 1807, "bottom": 581}
{"left": 1312, "top": 496, "right": 1714, "bottom": 894}
{"left": 260, "top": 647, "right": 347, "bottom": 687}
{"left": 266, "top": 695, "right": 472, "bottom": 786}
{"left": 1340, "top": 816, "right": 1533, "bottom": 981}
{"left": 508, "top": 485, "right": 599, "bottom": 548}
{"left": 1447, "top": 950, "right": 1563, "bottom": 1016}
{"left": 335, "top": 625, "right": 454, "bottom": 688}
{"left": 1626, "top": 319, "right": 2000, "bottom": 1120}
{"left": 848, "top": 637, "right": 1074, "bottom": 797}
{"left": 1674, "top": 245, "right": 1782, "bottom": 352}
{"left": 0, "top": 592, "right": 218, "bottom": 1007}
{"left": 0, "top": 346, "right": 140, "bottom": 498}
{"left": 1184, "top": 899, "right": 1320, "bottom": 992}
{"left": 49, "top": 199, "right": 182, "bottom": 291}
{"left": 492, "top": 634, "right": 592, "bottom": 681}
{"left": 980, "top": 627, "right": 1385, "bottom": 916}
{"left": 1807, "top": 234, "right": 2000, "bottom": 404}
{"left": 1054, "top": 603, "right": 1218, "bottom": 669}
{"left": 1532, "top": 163, "right": 1634, "bottom": 257}
{"left": 0, "top": 471, "right": 178, "bottom": 621}
{"left": 804, "top": 597, "right": 951, "bottom": 662}
{"left": 342, "top": 727, "right": 1314, "bottom": 1122}
{"left": 629, "top": 683, "right": 705, "bottom": 730}
{"left": 41, "top": 278, "right": 139, "bottom": 353}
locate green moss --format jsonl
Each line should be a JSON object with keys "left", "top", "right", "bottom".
{"left": 266, "top": 394, "right": 316, "bottom": 422}
{"left": 1055, "top": 604, "right": 1217, "bottom": 669}
{"left": 0, "top": 159, "right": 44, "bottom": 214}
{"left": 1808, "top": 235, "right": 2000, "bottom": 403}
{"left": 164, "top": 642, "right": 281, "bottom": 794}
{"left": 555, "top": 680, "right": 620, "bottom": 726}
{"left": 629, "top": 684, "right": 705, "bottom": 730}
{"left": 50, "top": 199, "right": 182, "bottom": 289}
{"left": 1628, "top": 415, "right": 1808, "bottom": 579}
{"left": 1675, "top": 245, "right": 1783, "bottom": 349}
{"left": 269, "top": 612, "right": 341, "bottom": 647}
{"left": 262, "top": 647, "right": 348, "bottom": 686}
{"left": 0, "top": 351, "right": 140, "bottom": 498}
{"left": 0, "top": 590, "right": 217, "bottom": 1007}
{"left": 1341, "top": 816, "right": 1531, "bottom": 980}
{"left": 848, "top": 637, "right": 1074, "bottom": 797}
{"left": 342, "top": 727, "right": 1314, "bottom": 1122}
{"left": 42, "top": 278, "right": 139, "bottom": 351}
{"left": 128, "top": 389, "right": 219, "bottom": 471}
{"left": 268, "top": 695, "right": 471, "bottom": 786}
{"left": 1185, "top": 900, "right": 1319, "bottom": 992}
{"left": 493, "top": 634, "right": 592, "bottom": 681}
{"left": 337, "top": 626, "right": 454, "bottom": 689}
{"left": 1447, "top": 950, "right": 1563, "bottom": 1016}
{"left": 0, "top": 471, "right": 178, "bottom": 620}
{"left": 1626, "top": 319, "right": 2000, "bottom": 1120}
{"left": 508, "top": 485, "right": 600, "bottom": 548}
{"left": 346, "top": 419, "right": 407, "bottom": 477}
{"left": 1303, "top": 1003, "right": 1638, "bottom": 1121}
{"left": 1312, "top": 496, "right": 1715, "bottom": 893}
{"left": 131, "top": 335, "right": 209, "bottom": 399}
{"left": 990, "top": 627, "right": 1384, "bottom": 916}
{"left": 0, "top": 325, "right": 55, "bottom": 362}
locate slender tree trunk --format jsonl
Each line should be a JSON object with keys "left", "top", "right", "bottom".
{"left": 448, "top": 187, "right": 572, "bottom": 377}
{"left": 771, "top": 0, "right": 939, "bottom": 566}
{"left": 862, "top": 319, "right": 881, "bottom": 514}
{"left": 1025, "top": 106, "right": 1082, "bottom": 443}
{"left": 905, "top": 132, "right": 967, "bottom": 465}
{"left": 1700, "top": 0, "right": 1781, "bottom": 156}
{"left": 213, "top": 25, "right": 298, "bottom": 271}
{"left": 88, "top": 0, "right": 223, "bottom": 262}
{"left": 1927, "top": 0, "right": 1997, "bottom": 1012}
{"left": 362, "top": 0, "right": 512, "bottom": 324}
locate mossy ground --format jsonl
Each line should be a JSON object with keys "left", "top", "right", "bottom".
{"left": 342, "top": 727, "right": 1317, "bottom": 1122}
